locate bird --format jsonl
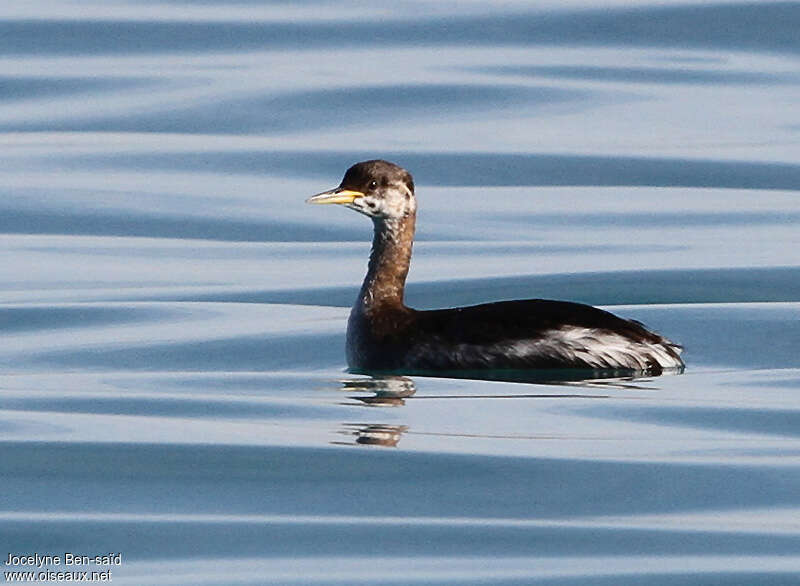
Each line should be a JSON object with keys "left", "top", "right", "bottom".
{"left": 307, "top": 160, "right": 684, "bottom": 375}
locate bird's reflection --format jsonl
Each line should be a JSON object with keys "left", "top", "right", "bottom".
{"left": 336, "top": 371, "right": 664, "bottom": 408}
{"left": 331, "top": 371, "right": 669, "bottom": 448}
{"left": 340, "top": 375, "right": 417, "bottom": 406}
{"left": 349, "top": 367, "right": 680, "bottom": 385}
{"left": 331, "top": 376, "right": 415, "bottom": 447}
{"left": 335, "top": 423, "right": 409, "bottom": 447}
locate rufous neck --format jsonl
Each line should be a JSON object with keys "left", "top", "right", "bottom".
{"left": 359, "top": 212, "right": 415, "bottom": 310}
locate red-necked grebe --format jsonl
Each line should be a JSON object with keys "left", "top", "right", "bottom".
{"left": 307, "top": 160, "right": 684, "bottom": 374}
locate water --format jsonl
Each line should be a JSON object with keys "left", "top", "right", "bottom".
{"left": 2, "top": 1, "right": 800, "bottom": 584}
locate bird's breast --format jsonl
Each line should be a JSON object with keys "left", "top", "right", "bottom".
{"left": 346, "top": 303, "right": 415, "bottom": 370}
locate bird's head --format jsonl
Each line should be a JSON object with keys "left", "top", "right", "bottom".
{"left": 307, "top": 160, "right": 416, "bottom": 221}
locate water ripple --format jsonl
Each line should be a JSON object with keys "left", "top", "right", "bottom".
{"left": 63, "top": 150, "right": 800, "bottom": 190}
{"left": 1, "top": 3, "right": 798, "bottom": 55}
{"left": 1, "top": 84, "right": 586, "bottom": 134}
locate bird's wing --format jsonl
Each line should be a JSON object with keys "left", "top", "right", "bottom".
{"left": 409, "top": 299, "right": 682, "bottom": 371}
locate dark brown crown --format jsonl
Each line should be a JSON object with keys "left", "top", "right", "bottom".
{"left": 340, "top": 160, "right": 415, "bottom": 196}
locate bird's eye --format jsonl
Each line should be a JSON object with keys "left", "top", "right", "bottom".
{"left": 369, "top": 180, "right": 378, "bottom": 190}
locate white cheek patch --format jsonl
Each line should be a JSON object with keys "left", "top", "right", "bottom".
{"left": 350, "top": 197, "right": 381, "bottom": 218}
{"left": 503, "top": 326, "right": 683, "bottom": 371}
{"left": 375, "top": 198, "right": 407, "bottom": 219}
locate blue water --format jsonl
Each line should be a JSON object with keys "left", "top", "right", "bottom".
{"left": 2, "top": 1, "right": 800, "bottom": 584}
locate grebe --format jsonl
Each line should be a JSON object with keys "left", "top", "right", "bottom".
{"left": 307, "top": 160, "right": 684, "bottom": 375}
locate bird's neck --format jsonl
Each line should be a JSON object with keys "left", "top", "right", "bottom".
{"left": 358, "top": 212, "right": 415, "bottom": 311}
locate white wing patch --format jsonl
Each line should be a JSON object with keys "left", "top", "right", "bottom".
{"left": 504, "top": 326, "right": 683, "bottom": 371}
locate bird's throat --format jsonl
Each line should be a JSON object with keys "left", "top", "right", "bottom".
{"left": 359, "top": 213, "right": 415, "bottom": 311}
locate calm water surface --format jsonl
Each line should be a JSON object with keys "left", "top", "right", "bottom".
{"left": 2, "top": 1, "right": 800, "bottom": 584}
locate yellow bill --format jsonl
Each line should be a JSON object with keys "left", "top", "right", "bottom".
{"left": 306, "top": 189, "right": 364, "bottom": 205}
